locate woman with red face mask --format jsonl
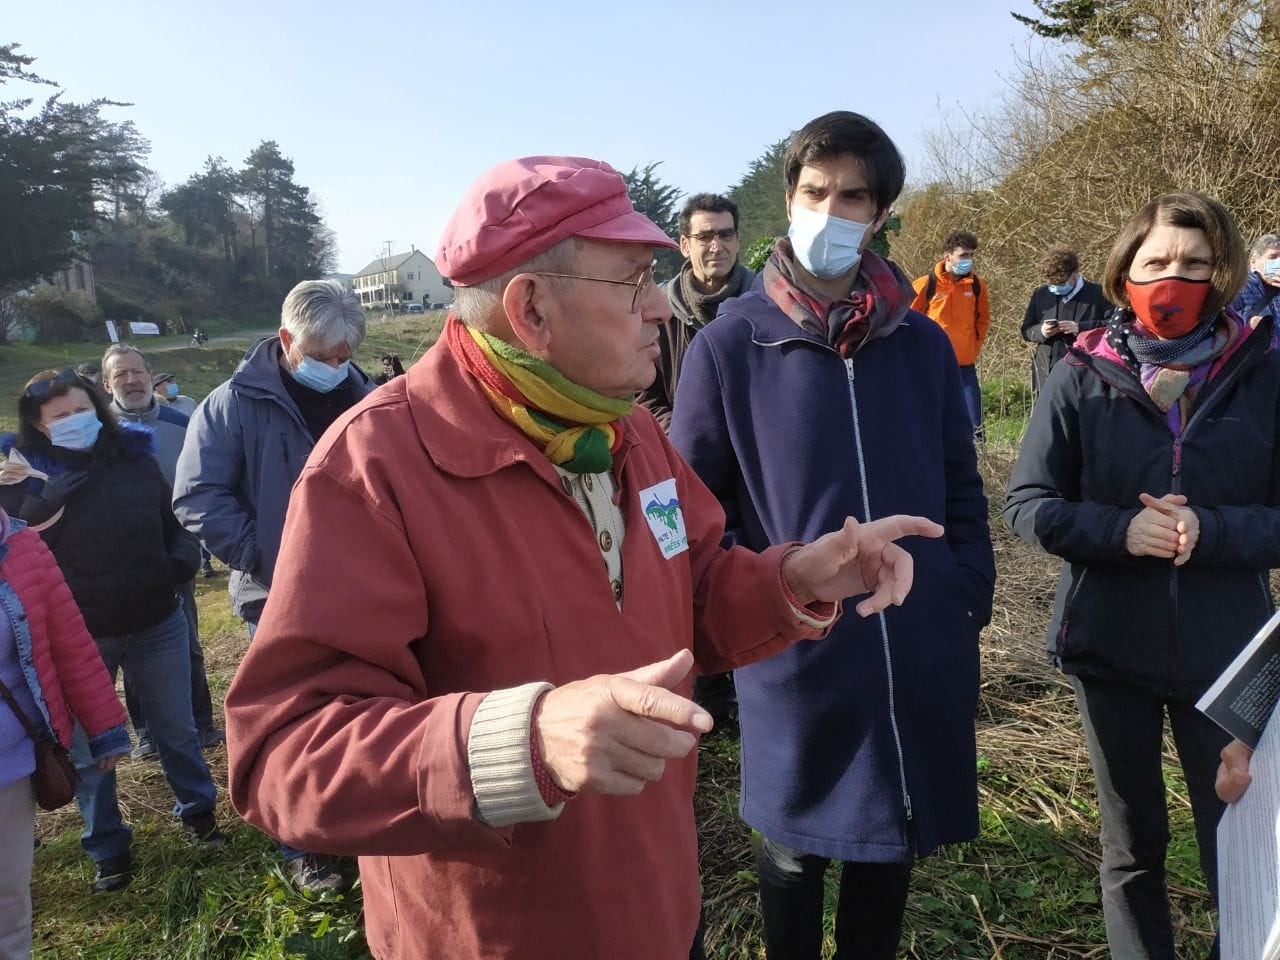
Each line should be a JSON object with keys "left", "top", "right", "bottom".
{"left": 1005, "top": 192, "right": 1275, "bottom": 960}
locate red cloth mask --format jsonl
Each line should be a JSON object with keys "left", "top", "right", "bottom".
{"left": 1125, "top": 276, "right": 1211, "bottom": 337}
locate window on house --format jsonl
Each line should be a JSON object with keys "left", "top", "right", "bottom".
{"left": 74, "top": 264, "right": 86, "bottom": 290}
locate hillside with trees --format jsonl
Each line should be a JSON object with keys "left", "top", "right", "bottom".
{"left": 0, "top": 43, "right": 335, "bottom": 343}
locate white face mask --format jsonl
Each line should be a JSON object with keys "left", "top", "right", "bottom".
{"left": 787, "top": 205, "right": 872, "bottom": 279}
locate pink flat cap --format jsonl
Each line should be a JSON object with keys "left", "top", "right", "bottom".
{"left": 436, "top": 156, "right": 679, "bottom": 286}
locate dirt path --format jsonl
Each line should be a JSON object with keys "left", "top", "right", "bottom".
{"left": 149, "top": 328, "right": 275, "bottom": 351}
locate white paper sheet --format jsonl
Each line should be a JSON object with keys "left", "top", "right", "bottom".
{"left": 1219, "top": 713, "right": 1280, "bottom": 960}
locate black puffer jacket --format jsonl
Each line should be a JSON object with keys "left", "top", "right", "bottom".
{"left": 0, "top": 426, "right": 199, "bottom": 637}
{"left": 1005, "top": 314, "right": 1280, "bottom": 700}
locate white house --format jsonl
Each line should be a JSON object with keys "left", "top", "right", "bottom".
{"left": 351, "top": 248, "right": 449, "bottom": 310}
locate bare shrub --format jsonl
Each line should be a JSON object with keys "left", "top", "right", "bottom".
{"left": 896, "top": 0, "right": 1280, "bottom": 386}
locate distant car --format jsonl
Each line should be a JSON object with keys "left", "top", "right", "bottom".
{"left": 430, "top": 302, "right": 445, "bottom": 311}
{"left": 406, "top": 303, "right": 425, "bottom": 315}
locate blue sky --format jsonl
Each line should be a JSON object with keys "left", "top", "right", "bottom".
{"left": 8, "top": 1, "right": 1044, "bottom": 273}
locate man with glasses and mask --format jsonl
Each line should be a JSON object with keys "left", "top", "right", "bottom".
{"left": 173, "top": 279, "right": 372, "bottom": 894}
{"left": 221, "top": 155, "right": 944, "bottom": 960}
{"left": 639, "top": 194, "right": 753, "bottom": 430}
{"left": 670, "top": 113, "right": 994, "bottom": 960}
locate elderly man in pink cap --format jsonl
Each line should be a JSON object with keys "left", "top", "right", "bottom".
{"left": 224, "top": 155, "right": 942, "bottom": 960}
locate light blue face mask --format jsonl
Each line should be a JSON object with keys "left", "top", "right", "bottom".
{"left": 1264, "top": 258, "right": 1280, "bottom": 278}
{"left": 165, "top": 383, "right": 180, "bottom": 399}
{"left": 1048, "top": 282, "right": 1073, "bottom": 296}
{"left": 787, "top": 205, "right": 872, "bottom": 279}
{"left": 292, "top": 355, "right": 350, "bottom": 393}
{"left": 47, "top": 409, "right": 102, "bottom": 451}
{"left": 951, "top": 258, "right": 974, "bottom": 276}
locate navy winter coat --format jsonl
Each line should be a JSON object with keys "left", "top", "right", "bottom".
{"left": 670, "top": 277, "right": 995, "bottom": 862}
{"left": 173, "top": 337, "right": 373, "bottom": 620}
{"left": 1230, "top": 271, "right": 1280, "bottom": 323}
{"left": 1005, "top": 316, "right": 1280, "bottom": 699}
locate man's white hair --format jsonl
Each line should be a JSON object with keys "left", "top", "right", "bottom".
{"left": 1250, "top": 233, "right": 1280, "bottom": 261}
{"left": 452, "top": 238, "right": 579, "bottom": 329}
{"left": 281, "top": 279, "right": 366, "bottom": 352}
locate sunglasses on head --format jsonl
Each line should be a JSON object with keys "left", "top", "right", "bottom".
{"left": 23, "top": 368, "right": 82, "bottom": 401}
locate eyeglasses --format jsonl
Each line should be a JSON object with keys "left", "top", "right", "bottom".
{"left": 534, "top": 260, "right": 657, "bottom": 313}
{"left": 23, "top": 368, "right": 82, "bottom": 401}
{"left": 687, "top": 229, "right": 738, "bottom": 245}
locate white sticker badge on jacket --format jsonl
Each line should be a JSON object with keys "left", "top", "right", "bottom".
{"left": 640, "top": 478, "right": 688, "bottom": 559}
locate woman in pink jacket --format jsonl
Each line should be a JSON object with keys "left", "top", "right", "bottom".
{"left": 0, "top": 506, "right": 128, "bottom": 959}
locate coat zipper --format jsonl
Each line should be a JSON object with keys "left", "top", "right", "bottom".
{"left": 1084, "top": 332, "right": 1267, "bottom": 695}
{"left": 1166, "top": 439, "right": 1182, "bottom": 694}
{"left": 844, "top": 358, "right": 913, "bottom": 822}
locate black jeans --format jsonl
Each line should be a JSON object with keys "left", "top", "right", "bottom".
{"left": 756, "top": 836, "right": 913, "bottom": 960}
{"left": 689, "top": 904, "right": 707, "bottom": 960}
{"left": 693, "top": 671, "right": 736, "bottom": 727}
{"left": 1071, "top": 675, "right": 1229, "bottom": 960}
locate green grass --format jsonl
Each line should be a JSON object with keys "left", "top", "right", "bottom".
{"left": 17, "top": 343, "right": 1217, "bottom": 959}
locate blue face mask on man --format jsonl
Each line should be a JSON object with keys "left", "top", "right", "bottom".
{"left": 1048, "top": 281, "right": 1074, "bottom": 297}
{"left": 291, "top": 354, "right": 350, "bottom": 393}
{"left": 47, "top": 409, "right": 103, "bottom": 451}
{"left": 951, "top": 258, "right": 974, "bottom": 277}
{"left": 787, "top": 205, "right": 872, "bottom": 279}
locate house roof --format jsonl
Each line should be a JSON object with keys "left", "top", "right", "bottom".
{"left": 353, "top": 250, "right": 434, "bottom": 278}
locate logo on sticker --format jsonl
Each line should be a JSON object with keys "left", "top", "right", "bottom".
{"left": 640, "top": 478, "right": 688, "bottom": 559}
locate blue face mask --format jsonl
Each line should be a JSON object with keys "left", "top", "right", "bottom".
{"left": 951, "top": 258, "right": 974, "bottom": 276}
{"left": 787, "top": 205, "right": 871, "bottom": 279}
{"left": 1048, "top": 282, "right": 1073, "bottom": 296}
{"left": 165, "top": 383, "right": 180, "bottom": 399}
{"left": 1264, "top": 258, "right": 1280, "bottom": 278}
{"left": 47, "top": 409, "right": 102, "bottom": 451}
{"left": 292, "top": 355, "right": 350, "bottom": 393}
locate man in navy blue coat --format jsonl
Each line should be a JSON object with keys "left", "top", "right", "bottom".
{"left": 670, "top": 111, "right": 996, "bottom": 960}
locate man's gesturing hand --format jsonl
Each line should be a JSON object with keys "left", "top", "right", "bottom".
{"left": 782, "top": 515, "right": 945, "bottom": 617}
{"left": 535, "top": 649, "right": 712, "bottom": 796}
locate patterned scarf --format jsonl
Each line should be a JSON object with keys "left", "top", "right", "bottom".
{"left": 762, "top": 239, "right": 915, "bottom": 357}
{"left": 1105, "top": 309, "right": 1238, "bottom": 432}
{"left": 446, "top": 316, "right": 630, "bottom": 473}
{"left": 675, "top": 261, "right": 752, "bottom": 326}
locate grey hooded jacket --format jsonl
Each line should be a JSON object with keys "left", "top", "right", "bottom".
{"left": 172, "top": 336, "right": 373, "bottom": 619}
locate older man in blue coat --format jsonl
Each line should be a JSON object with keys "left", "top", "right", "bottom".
{"left": 670, "top": 111, "right": 996, "bottom": 960}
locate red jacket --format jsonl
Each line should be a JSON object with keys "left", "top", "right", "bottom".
{"left": 0, "top": 523, "right": 127, "bottom": 752}
{"left": 225, "top": 336, "right": 831, "bottom": 960}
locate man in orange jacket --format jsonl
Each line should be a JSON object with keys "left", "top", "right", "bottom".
{"left": 911, "top": 230, "right": 990, "bottom": 437}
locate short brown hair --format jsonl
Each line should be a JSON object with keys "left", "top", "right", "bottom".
{"left": 1102, "top": 192, "right": 1247, "bottom": 320}
{"left": 943, "top": 230, "right": 978, "bottom": 254}
{"left": 1041, "top": 248, "right": 1080, "bottom": 284}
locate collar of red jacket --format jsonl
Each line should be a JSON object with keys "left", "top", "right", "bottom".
{"left": 402, "top": 332, "right": 641, "bottom": 482}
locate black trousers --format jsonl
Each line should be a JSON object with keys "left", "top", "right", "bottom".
{"left": 692, "top": 671, "right": 736, "bottom": 726}
{"left": 756, "top": 836, "right": 913, "bottom": 960}
{"left": 1071, "top": 674, "right": 1229, "bottom": 960}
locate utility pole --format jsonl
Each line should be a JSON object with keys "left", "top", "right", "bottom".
{"left": 381, "top": 240, "right": 394, "bottom": 310}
